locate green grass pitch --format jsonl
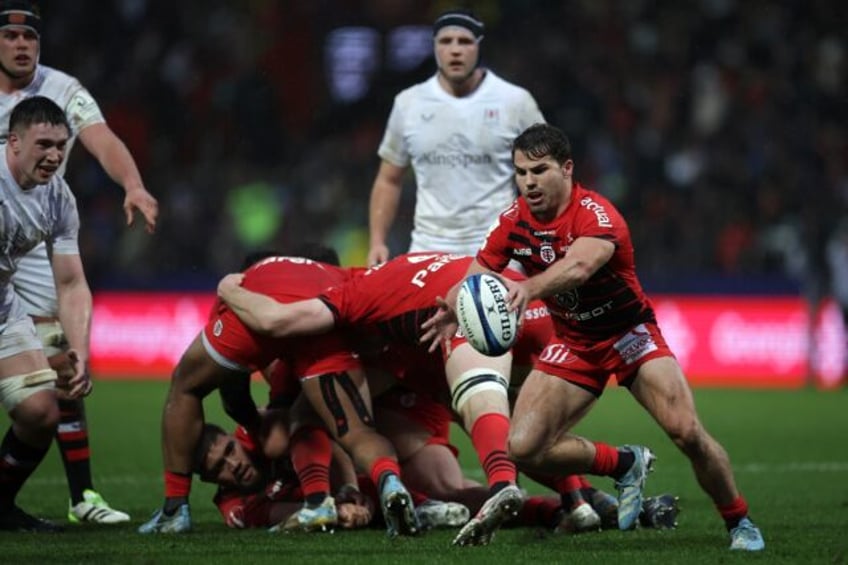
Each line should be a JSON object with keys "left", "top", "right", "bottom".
{"left": 1, "top": 381, "right": 847, "bottom": 564}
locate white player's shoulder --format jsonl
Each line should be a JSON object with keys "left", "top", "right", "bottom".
{"left": 394, "top": 75, "right": 438, "bottom": 105}
{"left": 482, "top": 70, "right": 534, "bottom": 99}
{"left": 35, "top": 65, "right": 83, "bottom": 90}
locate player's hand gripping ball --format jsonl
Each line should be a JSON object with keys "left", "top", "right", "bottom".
{"left": 456, "top": 273, "right": 518, "bottom": 356}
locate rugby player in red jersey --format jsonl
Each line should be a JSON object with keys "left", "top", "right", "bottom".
{"left": 423, "top": 123, "right": 764, "bottom": 551}
{"left": 140, "top": 256, "right": 418, "bottom": 537}
{"left": 218, "top": 253, "right": 524, "bottom": 545}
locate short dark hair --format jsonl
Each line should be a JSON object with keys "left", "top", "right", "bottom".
{"left": 512, "top": 123, "right": 572, "bottom": 164}
{"left": 9, "top": 96, "right": 70, "bottom": 134}
{"left": 192, "top": 423, "right": 227, "bottom": 477}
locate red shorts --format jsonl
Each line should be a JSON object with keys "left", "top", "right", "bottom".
{"left": 375, "top": 387, "right": 456, "bottom": 456}
{"left": 536, "top": 322, "right": 674, "bottom": 395}
{"left": 203, "top": 307, "right": 360, "bottom": 378}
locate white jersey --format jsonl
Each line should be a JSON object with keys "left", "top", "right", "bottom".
{"left": 378, "top": 70, "right": 544, "bottom": 255}
{"left": 0, "top": 152, "right": 80, "bottom": 327}
{"left": 0, "top": 65, "right": 104, "bottom": 317}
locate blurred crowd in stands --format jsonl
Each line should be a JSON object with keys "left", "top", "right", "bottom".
{"left": 41, "top": 0, "right": 846, "bottom": 302}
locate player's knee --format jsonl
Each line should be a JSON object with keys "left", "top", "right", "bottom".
{"left": 665, "top": 416, "right": 706, "bottom": 454}
{"left": 507, "top": 426, "right": 544, "bottom": 467}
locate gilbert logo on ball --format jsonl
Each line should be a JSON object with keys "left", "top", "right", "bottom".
{"left": 456, "top": 273, "right": 518, "bottom": 356}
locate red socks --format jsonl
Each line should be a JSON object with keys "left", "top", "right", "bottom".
{"left": 290, "top": 426, "right": 333, "bottom": 498}
{"left": 718, "top": 496, "right": 749, "bottom": 529}
{"left": 164, "top": 471, "right": 191, "bottom": 498}
{"left": 589, "top": 442, "right": 620, "bottom": 476}
{"left": 470, "top": 413, "right": 516, "bottom": 487}
{"left": 369, "top": 456, "right": 402, "bottom": 489}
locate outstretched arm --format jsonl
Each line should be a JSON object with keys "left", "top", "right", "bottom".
{"left": 78, "top": 122, "right": 159, "bottom": 233}
{"left": 217, "top": 274, "right": 335, "bottom": 338}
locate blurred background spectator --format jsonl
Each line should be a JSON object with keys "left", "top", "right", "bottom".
{"left": 40, "top": 0, "right": 846, "bottom": 298}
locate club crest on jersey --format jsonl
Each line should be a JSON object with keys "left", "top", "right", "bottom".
{"left": 213, "top": 319, "right": 223, "bottom": 337}
{"left": 484, "top": 108, "right": 499, "bottom": 124}
{"left": 539, "top": 242, "right": 556, "bottom": 264}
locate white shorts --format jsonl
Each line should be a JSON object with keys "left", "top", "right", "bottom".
{"left": 34, "top": 320, "right": 68, "bottom": 357}
{"left": 0, "top": 316, "right": 43, "bottom": 360}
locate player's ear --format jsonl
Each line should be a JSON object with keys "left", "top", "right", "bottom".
{"left": 7, "top": 130, "right": 20, "bottom": 152}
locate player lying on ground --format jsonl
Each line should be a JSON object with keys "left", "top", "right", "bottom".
{"left": 194, "top": 417, "right": 470, "bottom": 532}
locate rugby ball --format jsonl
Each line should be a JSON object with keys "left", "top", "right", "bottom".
{"left": 456, "top": 273, "right": 519, "bottom": 356}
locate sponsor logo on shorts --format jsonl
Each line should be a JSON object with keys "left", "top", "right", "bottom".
{"left": 613, "top": 324, "right": 657, "bottom": 364}
{"left": 539, "top": 343, "right": 571, "bottom": 365}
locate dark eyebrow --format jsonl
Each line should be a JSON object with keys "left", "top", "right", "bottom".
{"left": 206, "top": 439, "right": 235, "bottom": 478}
{"left": 515, "top": 163, "right": 549, "bottom": 175}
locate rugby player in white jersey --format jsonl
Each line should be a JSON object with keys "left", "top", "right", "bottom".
{"left": 367, "top": 8, "right": 545, "bottom": 266}
{"left": 0, "top": 95, "right": 93, "bottom": 532}
{"left": 0, "top": 0, "right": 158, "bottom": 524}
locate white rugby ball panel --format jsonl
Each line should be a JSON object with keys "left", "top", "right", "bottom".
{"left": 456, "top": 273, "right": 518, "bottom": 356}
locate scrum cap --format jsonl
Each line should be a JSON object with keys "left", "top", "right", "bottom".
{"left": 0, "top": 0, "right": 41, "bottom": 35}
{"left": 432, "top": 8, "right": 484, "bottom": 40}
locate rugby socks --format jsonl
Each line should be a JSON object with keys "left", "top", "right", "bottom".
{"left": 520, "top": 495, "right": 561, "bottom": 528}
{"left": 554, "top": 474, "right": 587, "bottom": 509}
{"left": 370, "top": 457, "right": 402, "bottom": 493}
{"left": 0, "top": 427, "right": 51, "bottom": 509}
{"left": 589, "top": 442, "right": 635, "bottom": 478}
{"left": 56, "top": 398, "right": 93, "bottom": 504}
{"left": 470, "top": 413, "right": 516, "bottom": 487}
{"left": 290, "top": 426, "right": 332, "bottom": 506}
{"left": 717, "top": 495, "right": 749, "bottom": 530}
{"left": 163, "top": 471, "right": 191, "bottom": 514}
{"left": 521, "top": 470, "right": 587, "bottom": 510}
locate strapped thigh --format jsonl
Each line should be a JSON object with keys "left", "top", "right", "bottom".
{"left": 0, "top": 369, "right": 57, "bottom": 412}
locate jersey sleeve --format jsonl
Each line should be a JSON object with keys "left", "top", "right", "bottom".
{"left": 516, "top": 89, "right": 545, "bottom": 128}
{"left": 572, "top": 192, "right": 627, "bottom": 246}
{"left": 476, "top": 204, "right": 518, "bottom": 272}
{"left": 49, "top": 183, "right": 80, "bottom": 255}
{"left": 376, "top": 94, "right": 410, "bottom": 167}
{"left": 62, "top": 81, "right": 106, "bottom": 133}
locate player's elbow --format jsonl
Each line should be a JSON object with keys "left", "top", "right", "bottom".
{"left": 257, "top": 314, "right": 289, "bottom": 338}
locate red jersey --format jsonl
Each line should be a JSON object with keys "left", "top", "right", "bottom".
{"left": 320, "top": 253, "right": 473, "bottom": 347}
{"left": 477, "top": 184, "right": 655, "bottom": 349}
{"left": 204, "top": 256, "right": 360, "bottom": 375}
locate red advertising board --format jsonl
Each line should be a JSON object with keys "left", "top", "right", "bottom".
{"left": 89, "top": 293, "right": 846, "bottom": 388}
